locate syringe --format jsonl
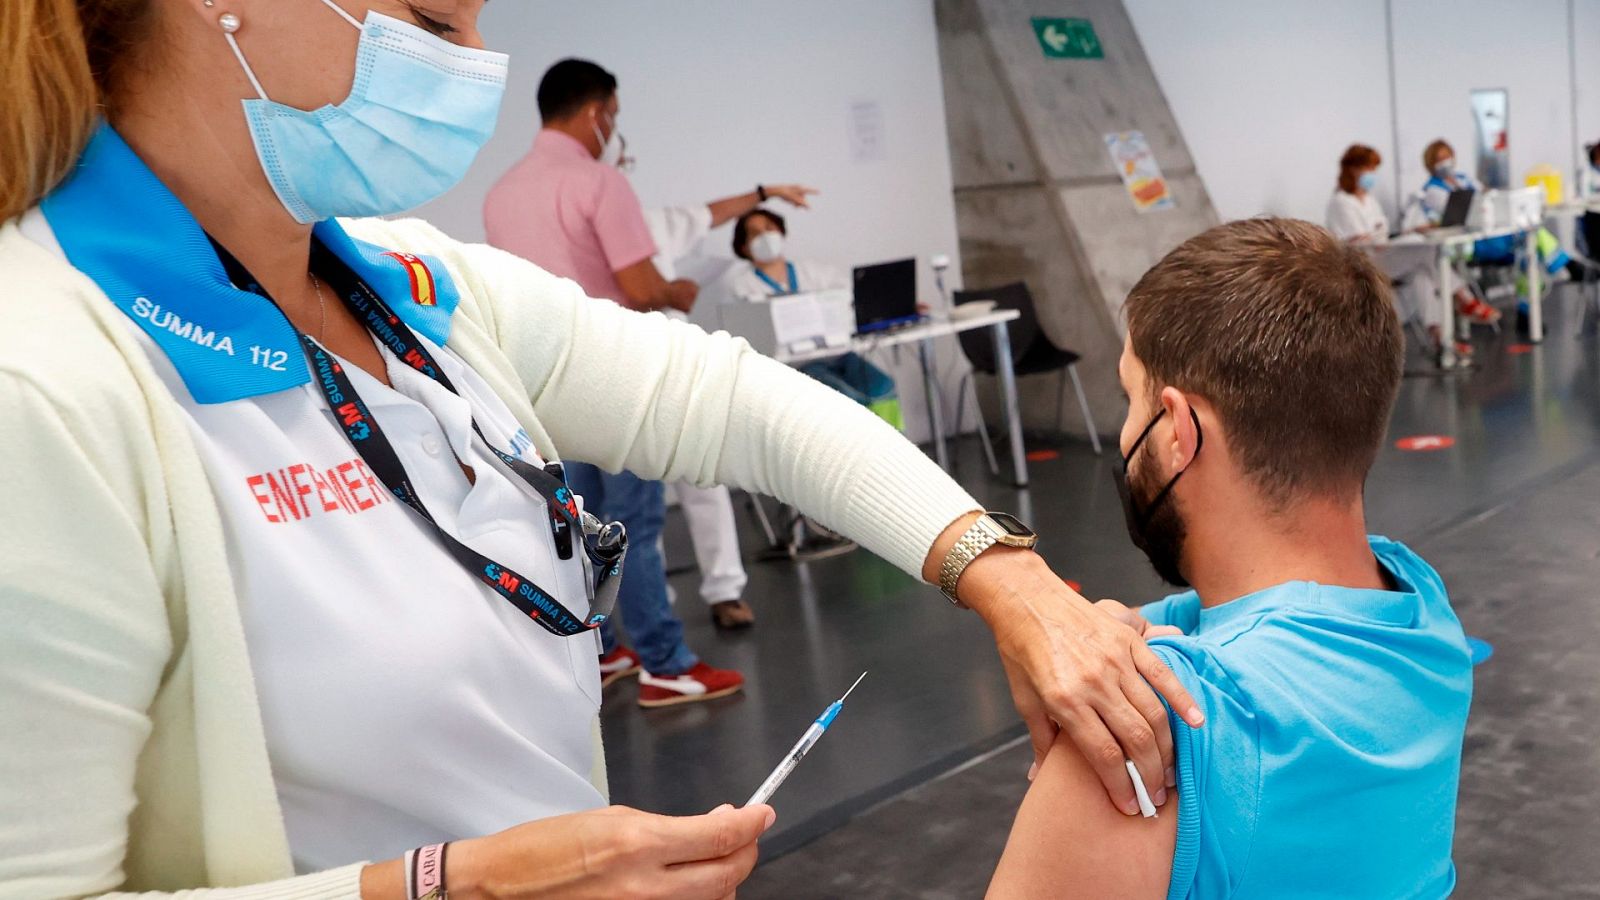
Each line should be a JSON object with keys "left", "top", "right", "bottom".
{"left": 744, "top": 671, "right": 867, "bottom": 807}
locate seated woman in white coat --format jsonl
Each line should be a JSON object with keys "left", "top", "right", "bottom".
{"left": 1326, "top": 143, "right": 1493, "bottom": 361}
{"left": 723, "top": 208, "right": 849, "bottom": 301}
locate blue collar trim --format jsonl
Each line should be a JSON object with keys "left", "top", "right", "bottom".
{"left": 40, "top": 123, "right": 460, "bottom": 404}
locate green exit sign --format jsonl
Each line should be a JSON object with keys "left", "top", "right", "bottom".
{"left": 1031, "top": 17, "right": 1103, "bottom": 59}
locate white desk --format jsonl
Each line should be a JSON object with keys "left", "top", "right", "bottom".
{"left": 1412, "top": 223, "right": 1539, "bottom": 368}
{"left": 776, "top": 309, "right": 1031, "bottom": 486}
{"left": 1547, "top": 197, "right": 1600, "bottom": 217}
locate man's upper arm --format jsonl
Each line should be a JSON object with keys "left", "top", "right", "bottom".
{"left": 988, "top": 732, "right": 1177, "bottom": 899}
{"left": 594, "top": 170, "right": 657, "bottom": 272}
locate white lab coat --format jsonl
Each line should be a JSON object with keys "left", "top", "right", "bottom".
{"left": 1325, "top": 189, "right": 1388, "bottom": 243}
{"left": 644, "top": 204, "right": 749, "bottom": 605}
{"left": 1326, "top": 189, "right": 1445, "bottom": 331}
{"left": 723, "top": 258, "right": 850, "bottom": 301}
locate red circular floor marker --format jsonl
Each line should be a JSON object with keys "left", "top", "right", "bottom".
{"left": 1025, "top": 449, "right": 1061, "bottom": 462}
{"left": 1395, "top": 435, "right": 1455, "bottom": 452}
{"left": 1506, "top": 344, "right": 1535, "bottom": 355}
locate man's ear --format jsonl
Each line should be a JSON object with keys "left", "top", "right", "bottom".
{"left": 1157, "top": 386, "right": 1201, "bottom": 472}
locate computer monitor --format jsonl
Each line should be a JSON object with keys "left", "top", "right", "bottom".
{"left": 1439, "top": 189, "right": 1475, "bottom": 228}
{"left": 853, "top": 258, "right": 920, "bottom": 334}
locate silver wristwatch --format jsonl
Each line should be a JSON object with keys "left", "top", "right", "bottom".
{"left": 939, "top": 512, "right": 1038, "bottom": 607}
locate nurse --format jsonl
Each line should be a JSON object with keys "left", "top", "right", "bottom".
{"left": 723, "top": 207, "right": 851, "bottom": 300}
{"left": 0, "top": 1, "right": 1200, "bottom": 897}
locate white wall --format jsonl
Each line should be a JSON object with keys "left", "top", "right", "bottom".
{"left": 1123, "top": 0, "right": 1394, "bottom": 224}
{"left": 1578, "top": 0, "right": 1600, "bottom": 166}
{"left": 1125, "top": 0, "right": 1598, "bottom": 226}
{"left": 416, "top": 0, "right": 964, "bottom": 442}
{"left": 419, "top": 0, "right": 960, "bottom": 299}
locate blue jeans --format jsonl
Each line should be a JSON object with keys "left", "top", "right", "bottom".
{"left": 561, "top": 462, "right": 698, "bottom": 675}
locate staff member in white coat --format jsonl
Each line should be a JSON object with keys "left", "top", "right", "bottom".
{"left": 1326, "top": 143, "right": 1460, "bottom": 358}
{"left": 723, "top": 207, "right": 850, "bottom": 300}
{"left": 0, "top": 2, "right": 1201, "bottom": 898}
{"left": 644, "top": 184, "right": 817, "bottom": 629}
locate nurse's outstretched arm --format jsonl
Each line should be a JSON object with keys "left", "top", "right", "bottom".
{"left": 370, "top": 219, "right": 1202, "bottom": 814}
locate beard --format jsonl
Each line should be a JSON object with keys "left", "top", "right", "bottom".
{"left": 1124, "top": 439, "right": 1191, "bottom": 588}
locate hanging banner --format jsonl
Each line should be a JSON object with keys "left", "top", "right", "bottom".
{"left": 1104, "top": 130, "right": 1173, "bottom": 212}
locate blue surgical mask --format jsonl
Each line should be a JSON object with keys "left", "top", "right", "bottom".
{"left": 1358, "top": 171, "right": 1379, "bottom": 192}
{"left": 224, "top": 0, "right": 508, "bottom": 224}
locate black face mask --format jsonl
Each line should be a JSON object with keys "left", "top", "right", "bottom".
{"left": 1113, "top": 408, "right": 1203, "bottom": 587}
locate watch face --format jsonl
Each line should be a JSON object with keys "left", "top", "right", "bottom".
{"left": 988, "top": 512, "right": 1034, "bottom": 537}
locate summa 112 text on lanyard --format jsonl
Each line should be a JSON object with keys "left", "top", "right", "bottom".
{"left": 214, "top": 238, "right": 626, "bottom": 640}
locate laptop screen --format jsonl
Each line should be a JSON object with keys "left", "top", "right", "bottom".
{"left": 853, "top": 258, "right": 919, "bottom": 333}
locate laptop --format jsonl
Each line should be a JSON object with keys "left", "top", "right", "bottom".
{"left": 1439, "top": 188, "right": 1476, "bottom": 228}
{"left": 852, "top": 258, "right": 922, "bottom": 334}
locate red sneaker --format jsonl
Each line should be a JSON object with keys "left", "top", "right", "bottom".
{"left": 637, "top": 662, "right": 744, "bottom": 708}
{"left": 598, "top": 646, "right": 642, "bottom": 689}
{"left": 1456, "top": 296, "right": 1502, "bottom": 324}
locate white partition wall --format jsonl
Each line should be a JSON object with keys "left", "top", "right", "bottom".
{"left": 415, "top": 1, "right": 966, "bottom": 444}
{"left": 1125, "top": 0, "right": 1598, "bottom": 224}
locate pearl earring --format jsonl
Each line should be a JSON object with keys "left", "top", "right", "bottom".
{"left": 219, "top": 12, "right": 240, "bottom": 32}
{"left": 203, "top": 0, "right": 214, "bottom": 6}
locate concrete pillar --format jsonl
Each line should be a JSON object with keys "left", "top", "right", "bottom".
{"left": 934, "top": 0, "right": 1220, "bottom": 441}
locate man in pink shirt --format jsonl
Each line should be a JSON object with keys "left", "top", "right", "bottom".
{"left": 485, "top": 59, "right": 697, "bottom": 314}
{"left": 484, "top": 59, "right": 740, "bottom": 708}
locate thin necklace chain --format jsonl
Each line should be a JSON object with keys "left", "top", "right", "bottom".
{"left": 308, "top": 272, "right": 329, "bottom": 339}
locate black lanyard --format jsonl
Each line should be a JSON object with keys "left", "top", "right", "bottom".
{"left": 214, "top": 239, "right": 624, "bottom": 638}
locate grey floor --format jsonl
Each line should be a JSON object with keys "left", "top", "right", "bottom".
{"left": 602, "top": 287, "right": 1600, "bottom": 898}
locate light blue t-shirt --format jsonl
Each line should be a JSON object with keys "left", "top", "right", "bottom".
{"left": 1141, "top": 536, "right": 1472, "bottom": 899}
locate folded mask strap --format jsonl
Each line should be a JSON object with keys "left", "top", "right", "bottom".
{"left": 223, "top": 0, "right": 364, "bottom": 101}
{"left": 223, "top": 33, "right": 269, "bottom": 101}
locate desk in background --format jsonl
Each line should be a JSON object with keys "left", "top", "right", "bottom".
{"left": 778, "top": 309, "right": 1031, "bottom": 486}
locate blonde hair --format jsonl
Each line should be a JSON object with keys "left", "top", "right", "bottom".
{"left": 0, "top": 0, "right": 154, "bottom": 222}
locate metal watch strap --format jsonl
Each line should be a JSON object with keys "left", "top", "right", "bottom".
{"left": 939, "top": 520, "right": 1000, "bottom": 605}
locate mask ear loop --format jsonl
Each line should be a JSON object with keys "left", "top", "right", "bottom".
{"left": 218, "top": 14, "right": 269, "bottom": 101}
{"left": 1132, "top": 406, "right": 1204, "bottom": 526}
{"left": 221, "top": 0, "right": 362, "bottom": 102}
{"left": 316, "top": 0, "right": 364, "bottom": 29}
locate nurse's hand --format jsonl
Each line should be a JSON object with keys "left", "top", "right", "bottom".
{"left": 666, "top": 278, "right": 699, "bottom": 313}
{"left": 360, "top": 804, "right": 774, "bottom": 899}
{"left": 923, "top": 513, "right": 1204, "bottom": 818}
{"left": 763, "top": 184, "right": 819, "bottom": 209}
{"left": 1093, "top": 598, "right": 1184, "bottom": 639}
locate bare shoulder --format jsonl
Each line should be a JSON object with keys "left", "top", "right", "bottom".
{"left": 988, "top": 734, "right": 1177, "bottom": 899}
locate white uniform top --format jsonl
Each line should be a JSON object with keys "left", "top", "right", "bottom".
{"left": 644, "top": 204, "right": 714, "bottom": 281}
{"left": 724, "top": 258, "right": 850, "bottom": 301}
{"left": 1326, "top": 190, "right": 1390, "bottom": 243}
{"left": 119, "top": 317, "right": 605, "bottom": 872}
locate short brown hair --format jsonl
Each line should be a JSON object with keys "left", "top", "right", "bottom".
{"left": 1124, "top": 218, "right": 1402, "bottom": 504}
{"left": 1337, "top": 144, "right": 1381, "bottom": 193}
{"left": 732, "top": 208, "right": 786, "bottom": 260}
{"left": 1423, "top": 139, "right": 1454, "bottom": 173}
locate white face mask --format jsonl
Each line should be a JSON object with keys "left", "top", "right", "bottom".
{"left": 749, "top": 231, "right": 785, "bottom": 264}
{"left": 1434, "top": 158, "right": 1455, "bottom": 177}
{"left": 592, "top": 112, "right": 624, "bottom": 167}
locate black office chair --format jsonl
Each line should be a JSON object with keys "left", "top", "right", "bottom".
{"left": 952, "top": 282, "right": 1102, "bottom": 469}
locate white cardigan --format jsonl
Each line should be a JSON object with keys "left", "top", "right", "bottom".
{"left": 0, "top": 214, "right": 978, "bottom": 898}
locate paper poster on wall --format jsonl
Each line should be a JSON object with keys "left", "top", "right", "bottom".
{"left": 849, "top": 100, "right": 886, "bottom": 163}
{"left": 1104, "top": 130, "right": 1173, "bottom": 212}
